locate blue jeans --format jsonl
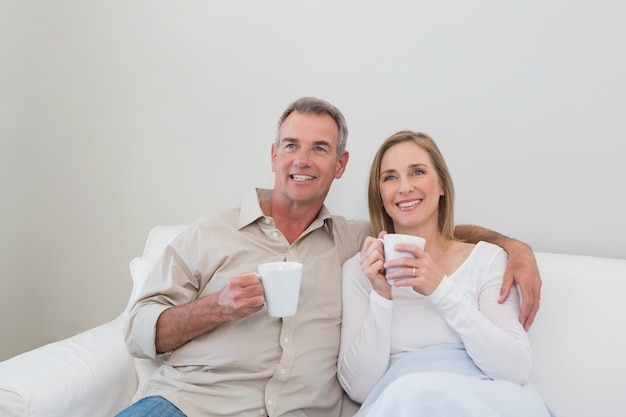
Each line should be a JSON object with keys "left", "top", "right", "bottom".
{"left": 115, "top": 396, "right": 186, "bottom": 417}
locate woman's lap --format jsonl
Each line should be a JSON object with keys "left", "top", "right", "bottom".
{"left": 356, "top": 371, "right": 550, "bottom": 417}
{"left": 354, "top": 345, "right": 552, "bottom": 417}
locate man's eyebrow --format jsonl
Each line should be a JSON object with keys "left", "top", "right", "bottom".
{"left": 313, "top": 139, "right": 333, "bottom": 148}
{"left": 280, "top": 138, "right": 334, "bottom": 148}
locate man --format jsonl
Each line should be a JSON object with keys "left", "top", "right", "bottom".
{"left": 119, "top": 97, "right": 541, "bottom": 417}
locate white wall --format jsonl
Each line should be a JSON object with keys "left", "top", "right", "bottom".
{"left": 1, "top": 0, "right": 625, "bottom": 360}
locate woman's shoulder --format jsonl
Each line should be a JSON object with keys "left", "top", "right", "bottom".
{"left": 466, "top": 241, "right": 509, "bottom": 272}
{"left": 474, "top": 241, "right": 508, "bottom": 258}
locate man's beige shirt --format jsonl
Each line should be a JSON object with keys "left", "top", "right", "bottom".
{"left": 125, "top": 188, "right": 371, "bottom": 417}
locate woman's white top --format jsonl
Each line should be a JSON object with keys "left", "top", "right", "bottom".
{"left": 338, "top": 241, "right": 531, "bottom": 403}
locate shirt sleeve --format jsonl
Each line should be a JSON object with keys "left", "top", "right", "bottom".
{"left": 338, "top": 254, "right": 394, "bottom": 404}
{"left": 428, "top": 245, "right": 531, "bottom": 384}
{"left": 124, "top": 236, "right": 199, "bottom": 359}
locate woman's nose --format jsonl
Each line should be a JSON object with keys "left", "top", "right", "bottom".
{"left": 398, "top": 177, "right": 414, "bottom": 194}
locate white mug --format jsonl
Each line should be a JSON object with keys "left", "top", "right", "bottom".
{"left": 258, "top": 261, "right": 303, "bottom": 317}
{"left": 378, "top": 234, "right": 426, "bottom": 283}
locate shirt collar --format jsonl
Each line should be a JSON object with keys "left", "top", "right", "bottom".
{"left": 238, "top": 188, "right": 334, "bottom": 236}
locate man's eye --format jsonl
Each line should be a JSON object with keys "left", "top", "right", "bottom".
{"left": 315, "top": 146, "right": 328, "bottom": 153}
{"left": 285, "top": 143, "right": 296, "bottom": 150}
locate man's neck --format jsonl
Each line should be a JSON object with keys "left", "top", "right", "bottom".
{"left": 261, "top": 197, "right": 323, "bottom": 244}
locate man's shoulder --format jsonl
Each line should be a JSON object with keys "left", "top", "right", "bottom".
{"left": 189, "top": 206, "right": 238, "bottom": 226}
{"left": 175, "top": 205, "right": 242, "bottom": 242}
{"left": 328, "top": 216, "right": 371, "bottom": 261}
{"left": 329, "top": 216, "right": 370, "bottom": 233}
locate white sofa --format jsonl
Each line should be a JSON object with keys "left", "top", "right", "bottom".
{"left": 1, "top": 225, "right": 625, "bottom": 417}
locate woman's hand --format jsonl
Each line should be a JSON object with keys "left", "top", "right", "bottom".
{"left": 385, "top": 243, "right": 445, "bottom": 296}
{"left": 359, "top": 233, "right": 392, "bottom": 299}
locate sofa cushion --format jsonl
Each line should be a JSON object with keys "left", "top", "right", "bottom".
{"left": 0, "top": 317, "right": 136, "bottom": 417}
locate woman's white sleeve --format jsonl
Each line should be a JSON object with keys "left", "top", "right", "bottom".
{"left": 338, "top": 254, "right": 394, "bottom": 404}
{"left": 428, "top": 248, "right": 531, "bottom": 384}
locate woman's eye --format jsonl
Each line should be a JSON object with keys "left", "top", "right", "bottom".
{"left": 412, "top": 169, "right": 424, "bottom": 176}
{"left": 382, "top": 175, "right": 397, "bottom": 182}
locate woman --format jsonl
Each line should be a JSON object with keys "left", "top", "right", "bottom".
{"left": 338, "top": 131, "right": 552, "bottom": 416}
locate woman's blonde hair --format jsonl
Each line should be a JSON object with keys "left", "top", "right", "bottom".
{"left": 367, "top": 130, "right": 455, "bottom": 239}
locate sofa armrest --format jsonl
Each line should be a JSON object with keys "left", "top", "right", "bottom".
{"left": 0, "top": 315, "right": 138, "bottom": 417}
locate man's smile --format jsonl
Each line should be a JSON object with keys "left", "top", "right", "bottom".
{"left": 290, "top": 174, "right": 316, "bottom": 181}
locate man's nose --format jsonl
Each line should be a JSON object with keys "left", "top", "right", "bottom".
{"left": 293, "top": 149, "right": 310, "bottom": 166}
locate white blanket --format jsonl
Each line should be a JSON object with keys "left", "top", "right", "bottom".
{"left": 354, "top": 344, "right": 555, "bottom": 417}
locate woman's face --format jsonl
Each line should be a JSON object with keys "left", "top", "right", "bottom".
{"left": 379, "top": 141, "right": 444, "bottom": 233}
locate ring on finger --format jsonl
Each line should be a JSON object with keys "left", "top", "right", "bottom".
{"left": 412, "top": 266, "right": 416, "bottom": 277}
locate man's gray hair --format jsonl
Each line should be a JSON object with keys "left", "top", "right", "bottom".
{"left": 275, "top": 97, "right": 348, "bottom": 155}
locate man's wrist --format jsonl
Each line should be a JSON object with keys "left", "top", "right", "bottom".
{"left": 498, "top": 237, "right": 531, "bottom": 256}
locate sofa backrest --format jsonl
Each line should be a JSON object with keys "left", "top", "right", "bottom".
{"left": 142, "top": 225, "right": 187, "bottom": 260}
{"left": 527, "top": 252, "right": 626, "bottom": 417}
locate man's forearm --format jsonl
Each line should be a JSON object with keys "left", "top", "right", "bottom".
{"left": 155, "top": 294, "right": 226, "bottom": 353}
{"left": 454, "top": 224, "right": 530, "bottom": 254}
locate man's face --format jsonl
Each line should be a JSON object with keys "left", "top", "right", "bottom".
{"left": 272, "top": 111, "right": 349, "bottom": 208}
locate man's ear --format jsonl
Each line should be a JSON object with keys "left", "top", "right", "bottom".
{"left": 334, "top": 150, "right": 350, "bottom": 179}
{"left": 270, "top": 142, "right": 277, "bottom": 173}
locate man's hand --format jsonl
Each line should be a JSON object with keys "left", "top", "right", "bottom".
{"left": 498, "top": 240, "right": 542, "bottom": 331}
{"left": 216, "top": 273, "right": 266, "bottom": 321}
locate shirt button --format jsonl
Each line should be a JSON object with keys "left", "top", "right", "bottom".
{"left": 280, "top": 368, "right": 286, "bottom": 375}
{"left": 264, "top": 218, "right": 271, "bottom": 224}
{"left": 272, "top": 232, "right": 279, "bottom": 238}
{"left": 267, "top": 400, "right": 273, "bottom": 406}
{"left": 258, "top": 409, "right": 266, "bottom": 415}
{"left": 283, "top": 337, "right": 289, "bottom": 343}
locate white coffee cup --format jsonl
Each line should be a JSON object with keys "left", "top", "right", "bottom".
{"left": 378, "top": 234, "right": 426, "bottom": 283}
{"left": 258, "top": 261, "right": 303, "bottom": 317}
